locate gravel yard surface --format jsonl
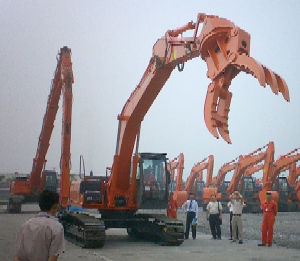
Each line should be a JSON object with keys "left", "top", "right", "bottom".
{"left": 0, "top": 204, "right": 299, "bottom": 261}
{"left": 177, "top": 209, "right": 300, "bottom": 249}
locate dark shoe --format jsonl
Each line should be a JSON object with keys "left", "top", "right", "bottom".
{"left": 257, "top": 244, "right": 266, "bottom": 246}
{"left": 193, "top": 237, "right": 196, "bottom": 240}
{"left": 239, "top": 240, "right": 243, "bottom": 244}
{"left": 217, "top": 237, "right": 221, "bottom": 240}
{"left": 229, "top": 238, "right": 233, "bottom": 240}
{"left": 232, "top": 240, "right": 236, "bottom": 243}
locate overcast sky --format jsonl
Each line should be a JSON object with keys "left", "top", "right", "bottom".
{"left": 0, "top": 0, "right": 299, "bottom": 181}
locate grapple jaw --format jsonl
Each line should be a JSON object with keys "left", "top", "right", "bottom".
{"left": 200, "top": 16, "right": 289, "bottom": 143}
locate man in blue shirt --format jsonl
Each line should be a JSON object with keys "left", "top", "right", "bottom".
{"left": 182, "top": 193, "right": 199, "bottom": 240}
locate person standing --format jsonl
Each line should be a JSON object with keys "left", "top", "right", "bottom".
{"left": 230, "top": 191, "right": 245, "bottom": 244}
{"left": 227, "top": 200, "right": 233, "bottom": 240}
{"left": 166, "top": 192, "right": 178, "bottom": 219}
{"left": 182, "top": 193, "right": 198, "bottom": 240}
{"left": 206, "top": 194, "right": 222, "bottom": 240}
{"left": 258, "top": 191, "right": 278, "bottom": 247}
{"left": 14, "top": 190, "right": 64, "bottom": 261}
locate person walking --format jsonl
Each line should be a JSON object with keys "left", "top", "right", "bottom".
{"left": 14, "top": 190, "right": 64, "bottom": 261}
{"left": 206, "top": 194, "right": 222, "bottom": 240}
{"left": 182, "top": 193, "right": 198, "bottom": 240}
{"left": 167, "top": 192, "right": 178, "bottom": 219}
{"left": 230, "top": 191, "right": 245, "bottom": 244}
{"left": 258, "top": 191, "right": 278, "bottom": 247}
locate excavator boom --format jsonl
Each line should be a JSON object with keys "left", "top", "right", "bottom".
{"left": 8, "top": 47, "right": 73, "bottom": 212}
{"left": 64, "top": 13, "right": 290, "bottom": 248}
{"left": 107, "top": 13, "right": 289, "bottom": 209}
{"left": 227, "top": 142, "right": 274, "bottom": 195}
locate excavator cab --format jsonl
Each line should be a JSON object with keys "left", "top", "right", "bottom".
{"left": 239, "top": 177, "right": 260, "bottom": 213}
{"left": 272, "top": 177, "right": 289, "bottom": 211}
{"left": 42, "top": 170, "right": 58, "bottom": 192}
{"left": 169, "top": 180, "right": 176, "bottom": 194}
{"left": 136, "top": 153, "right": 169, "bottom": 209}
{"left": 219, "top": 181, "right": 230, "bottom": 198}
{"left": 195, "top": 180, "right": 205, "bottom": 205}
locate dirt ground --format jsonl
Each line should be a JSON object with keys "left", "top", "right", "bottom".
{"left": 1, "top": 204, "right": 300, "bottom": 261}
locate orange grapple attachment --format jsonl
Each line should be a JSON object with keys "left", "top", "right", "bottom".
{"left": 204, "top": 71, "right": 233, "bottom": 144}
{"left": 199, "top": 16, "right": 289, "bottom": 143}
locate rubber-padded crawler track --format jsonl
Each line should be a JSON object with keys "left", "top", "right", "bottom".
{"left": 60, "top": 212, "right": 106, "bottom": 248}
{"left": 127, "top": 213, "right": 185, "bottom": 246}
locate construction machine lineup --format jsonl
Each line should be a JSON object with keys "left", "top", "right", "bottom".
{"left": 7, "top": 13, "right": 299, "bottom": 248}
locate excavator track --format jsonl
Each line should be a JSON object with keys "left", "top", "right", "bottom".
{"left": 127, "top": 213, "right": 184, "bottom": 246}
{"left": 60, "top": 212, "right": 106, "bottom": 248}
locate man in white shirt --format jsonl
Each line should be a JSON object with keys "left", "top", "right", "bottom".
{"left": 230, "top": 191, "right": 245, "bottom": 244}
{"left": 206, "top": 194, "right": 222, "bottom": 239}
{"left": 182, "top": 193, "right": 198, "bottom": 240}
{"left": 227, "top": 201, "right": 235, "bottom": 240}
{"left": 14, "top": 190, "right": 64, "bottom": 261}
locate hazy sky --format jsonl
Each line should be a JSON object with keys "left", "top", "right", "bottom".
{"left": 0, "top": 1, "right": 299, "bottom": 182}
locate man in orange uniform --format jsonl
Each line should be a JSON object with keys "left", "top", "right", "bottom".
{"left": 166, "top": 192, "right": 178, "bottom": 218}
{"left": 258, "top": 191, "right": 278, "bottom": 247}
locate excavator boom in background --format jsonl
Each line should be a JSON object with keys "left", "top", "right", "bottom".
{"left": 259, "top": 148, "right": 300, "bottom": 211}
{"left": 226, "top": 142, "right": 274, "bottom": 212}
{"left": 173, "top": 155, "right": 214, "bottom": 207}
{"left": 59, "top": 13, "right": 289, "bottom": 248}
{"left": 8, "top": 47, "right": 73, "bottom": 213}
{"left": 167, "top": 153, "right": 184, "bottom": 194}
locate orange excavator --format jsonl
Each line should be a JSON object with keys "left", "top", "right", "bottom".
{"left": 225, "top": 142, "right": 275, "bottom": 212}
{"left": 167, "top": 153, "right": 184, "bottom": 194}
{"left": 210, "top": 159, "right": 238, "bottom": 200}
{"left": 287, "top": 162, "right": 300, "bottom": 186}
{"left": 8, "top": 47, "right": 73, "bottom": 213}
{"left": 173, "top": 155, "right": 214, "bottom": 207}
{"left": 58, "top": 13, "right": 289, "bottom": 248}
{"left": 259, "top": 148, "right": 300, "bottom": 211}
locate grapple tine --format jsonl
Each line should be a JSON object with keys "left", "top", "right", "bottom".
{"left": 275, "top": 74, "right": 290, "bottom": 102}
{"left": 262, "top": 66, "right": 279, "bottom": 95}
{"left": 216, "top": 91, "right": 232, "bottom": 144}
{"left": 204, "top": 82, "right": 220, "bottom": 139}
{"left": 233, "top": 55, "right": 266, "bottom": 87}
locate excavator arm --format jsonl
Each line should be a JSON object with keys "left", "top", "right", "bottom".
{"left": 269, "top": 149, "right": 300, "bottom": 187}
{"left": 108, "top": 13, "right": 289, "bottom": 209}
{"left": 168, "top": 153, "right": 185, "bottom": 192}
{"left": 244, "top": 164, "right": 264, "bottom": 177}
{"left": 9, "top": 47, "right": 73, "bottom": 212}
{"left": 184, "top": 155, "right": 214, "bottom": 191}
{"left": 212, "top": 159, "right": 237, "bottom": 186}
{"left": 227, "top": 142, "right": 274, "bottom": 195}
{"left": 30, "top": 47, "right": 73, "bottom": 196}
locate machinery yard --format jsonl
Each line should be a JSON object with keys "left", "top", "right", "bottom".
{"left": 1, "top": 1, "right": 300, "bottom": 261}
{"left": 1, "top": 204, "right": 300, "bottom": 261}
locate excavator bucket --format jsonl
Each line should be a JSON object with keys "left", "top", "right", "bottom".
{"left": 199, "top": 15, "right": 289, "bottom": 143}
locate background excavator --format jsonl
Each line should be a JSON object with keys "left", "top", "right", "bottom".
{"left": 8, "top": 47, "right": 73, "bottom": 213}
{"left": 174, "top": 155, "right": 214, "bottom": 207}
{"left": 210, "top": 159, "right": 237, "bottom": 202}
{"left": 57, "top": 13, "right": 289, "bottom": 248}
{"left": 167, "top": 153, "right": 184, "bottom": 195}
{"left": 259, "top": 148, "right": 300, "bottom": 211}
{"left": 226, "top": 142, "right": 274, "bottom": 213}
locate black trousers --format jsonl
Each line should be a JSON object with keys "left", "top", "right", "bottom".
{"left": 230, "top": 211, "right": 233, "bottom": 238}
{"left": 209, "top": 214, "right": 221, "bottom": 239}
{"left": 229, "top": 212, "right": 239, "bottom": 239}
{"left": 185, "top": 211, "right": 196, "bottom": 239}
